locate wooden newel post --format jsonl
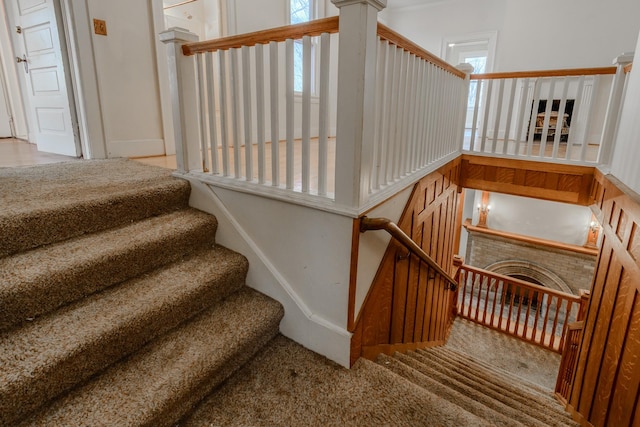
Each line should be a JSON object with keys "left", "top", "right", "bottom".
{"left": 331, "top": 0, "right": 386, "bottom": 210}
{"left": 599, "top": 52, "right": 634, "bottom": 166}
{"left": 577, "top": 289, "right": 591, "bottom": 321}
{"left": 160, "top": 28, "right": 201, "bottom": 174}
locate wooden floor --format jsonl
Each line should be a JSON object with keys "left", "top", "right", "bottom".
{"left": 1, "top": 137, "right": 337, "bottom": 196}
{"left": 0, "top": 138, "right": 177, "bottom": 169}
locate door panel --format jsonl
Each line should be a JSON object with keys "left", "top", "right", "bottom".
{"left": 7, "top": 0, "right": 80, "bottom": 156}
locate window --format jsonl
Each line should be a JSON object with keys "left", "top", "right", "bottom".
{"left": 289, "top": 0, "right": 314, "bottom": 92}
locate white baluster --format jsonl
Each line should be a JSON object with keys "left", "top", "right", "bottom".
{"left": 566, "top": 75, "right": 585, "bottom": 160}
{"left": 492, "top": 79, "right": 505, "bottom": 154}
{"left": 302, "top": 35, "right": 312, "bottom": 193}
{"left": 514, "top": 78, "right": 530, "bottom": 155}
{"left": 503, "top": 78, "right": 517, "bottom": 155}
{"left": 197, "top": 54, "right": 210, "bottom": 172}
{"left": 241, "top": 46, "right": 253, "bottom": 181}
{"left": 255, "top": 44, "right": 266, "bottom": 184}
{"left": 269, "top": 41, "right": 280, "bottom": 187}
{"left": 205, "top": 52, "right": 219, "bottom": 174}
{"left": 285, "top": 38, "right": 294, "bottom": 190}
{"left": 318, "top": 33, "right": 331, "bottom": 196}
{"left": 551, "top": 77, "right": 569, "bottom": 160}
{"left": 218, "top": 49, "right": 230, "bottom": 176}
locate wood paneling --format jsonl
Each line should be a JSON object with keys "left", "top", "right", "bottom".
{"left": 460, "top": 155, "right": 595, "bottom": 205}
{"left": 568, "top": 173, "right": 640, "bottom": 426}
{"left": 351, "top": 159, "right": 461, "bottom": 363}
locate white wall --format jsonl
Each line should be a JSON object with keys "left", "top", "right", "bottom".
{"left": 187, "top": 179, "right": 353, "bottom": 367}
{"left": 385, "top": 0, "right": 640, "bottom": 71}
{"left": 84, "top": 0, "right": 165, "bottom": 158}
{"left": 611, "top": 29, "right": 640, "bottom": 195}
{"left": 470, "top": 192, "right": 594, "bottom": 247}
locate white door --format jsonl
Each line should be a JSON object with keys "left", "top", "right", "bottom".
{"left": 5, "top": 0, "right": 80, "bottom": 156}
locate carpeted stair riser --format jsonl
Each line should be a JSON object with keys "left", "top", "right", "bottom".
{"left": 0, "top": 161, "right": 191, "bottom": 257}
{"left": 20, "top": 288, "right": 284, "bottom": 427}
{"left": 0, "top": 247, "right": 248, "bottom": 426}
{"left": 430, "top": 346, "right": 554, "bottom": 397}
{"left": 392, "top": 352, "right": 552, "bottom": 426}
{"left": 401, "top": 351, "right": 571, "bottom": 427}
{"left": 0, "top": 209, "right": 217, "bottom": 331}
{"left": 416, "top": 350, "right": 563, "bottom": 416}
{"left": 376, "top": 353, "right": 523, "bottom": 426}
{"left": 426, "top": 347, "right": 558, "bottom": 403}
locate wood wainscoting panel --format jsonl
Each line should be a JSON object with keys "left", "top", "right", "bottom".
{"left": 353, "top": 158, "right": 461, "bottom": 362}
{"left": 460, "top": 155, "right": 595, "bottom": 205}
{"left": 568, "top": 173, "right": 640, "bottom": 427}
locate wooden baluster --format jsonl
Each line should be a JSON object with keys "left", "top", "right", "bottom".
{"left": 467, "top": 271, "right": 477, "bottom": 318}
{"left": 550, "top": 297, "right": 563, "bottom": 350}
{"left": 514, "top": 283, "right": 526, "bottom": 338}
{"left": 505, "top": 284, "right": 516, "bottom": 334}
{"left": 540, "top": 294, "right": 553, "bottom": 347}
{"left": 318, "top": 33, "right": 331, "bottom": 196}
{"left": 255, "top": 44, "right": 265, "bottom": 184}
{"left": 489, "top": 278, "right": 500, "bottom": 328}
{"left": 269, "top": 41, "right": 280, "bottom": 186}
{"left": 474, "top": 274, "right": 484, "bottom": 322}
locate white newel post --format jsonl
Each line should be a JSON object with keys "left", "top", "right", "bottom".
{"left": 160, "top": 28, "right": 201, "bottom": 174}
{"left": 456, "top": 63, "right": 475, "bottom": 151}
{"left": 331, "top": 0, "right": 386, "bottom": 210}
{"left": 599, "top": 52, "right": 634, "bottom": 166}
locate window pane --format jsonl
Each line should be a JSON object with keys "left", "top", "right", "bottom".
{"left": 291, "top": 0, "right": 311, "bottom": 24}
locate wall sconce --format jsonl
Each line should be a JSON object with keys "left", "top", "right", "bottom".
{"left": 477, "top": 203, "right": 491, "bottom": 214}
{"left": 585, "top": 216, "right": 600, "bottom": 248}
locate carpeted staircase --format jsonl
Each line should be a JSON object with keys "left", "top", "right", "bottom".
{"left": 2, "top": 159, "right": 577, "bottom": 426}
{"left": 0, "top": 160, "right": 284, "bottom": 426}
{"left": 376, "top": 346, "right": 577, "bottom": 426}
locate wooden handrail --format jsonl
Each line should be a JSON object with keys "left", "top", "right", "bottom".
{"left": 376, "top": 23, "right": 466, "bottom": 79}
{"left": 182, "top": 16, "right": 339, "bottom": 56}
{"left": 624, "top": 63, "right": 633, "bottom": 74}
{"left": 360, "top": 217, "right": 458, "bottom": 289}
{"left": 460, "top": 264, "right": 580, "bottom": 301}
{"left": 470, "top": 66, "right": 617, "bottom": 80}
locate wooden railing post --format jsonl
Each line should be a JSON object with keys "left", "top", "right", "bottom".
{"left": 598, "top": 52, "right": 634, "bottom": 166}
{"left": 456, "top": 63, "right": 475, "bottom": 151}
{"left": 160, "top": 28, "right": 201, "bottom": 174}
{"left": 577, "top": 289, "right": 591, "bottom": 321}
{"left": 331, "top": 0, "right": 386, "bottom": 209}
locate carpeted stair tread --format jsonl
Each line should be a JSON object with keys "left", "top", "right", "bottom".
{"left": 409, "top": 349, "right": 572, "bottom": 422}
{"left": 431, "top": 346, "right": 554, "bottom": 397}
{"left": 19, "top": 287, "right": 284, "bottom": 427}
{"left": 0, "top": 159, "right": 190, "bottom": 257}
{"left": 0, "top": 246, "right": 248, "bottom": 426}
{"left": 428, "top": 346, "right": 556, "bottom": 399}
{"left": 0, "top": 209, "right": 217, "bottom": 331}
{"left": 180, "top": 335, "right": 492, "bottom": 427}
{"left": 375, "top": 353, "right": 523, "bottom": 426}
{"left": 398, "top": 351, "right": 573, "bottom": 427}
{"left": 390, "top": 352, "right": 553, "bottom": 426}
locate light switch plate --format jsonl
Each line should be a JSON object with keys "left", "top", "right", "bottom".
{"left": 93, "top": 19, "right": 107, "bottom": 36}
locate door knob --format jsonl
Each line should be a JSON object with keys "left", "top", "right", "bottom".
{"left": 16, "top": 55, "right": 28, "bottom": 73}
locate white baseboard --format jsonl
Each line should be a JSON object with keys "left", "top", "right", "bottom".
{"left": 107, "top": 139, "right": 165, "bottom": 158}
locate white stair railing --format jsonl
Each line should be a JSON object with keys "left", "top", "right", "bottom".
{"left": 463, "top": 55, "right": 633, "bottom": 165}
{"left": 161, "top": 0, "right": 469, "bottom": 213}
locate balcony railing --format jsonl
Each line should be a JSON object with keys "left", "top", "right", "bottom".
{"left": 455, "top": 264, "right": 586, "bottom": 352}
{"left": 463, "top": 55, "right": 632, "bottom": 166}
